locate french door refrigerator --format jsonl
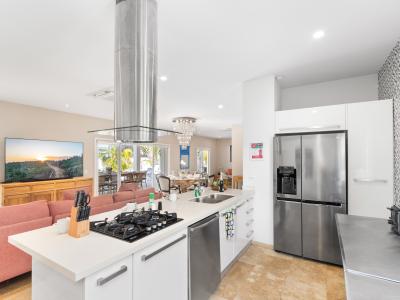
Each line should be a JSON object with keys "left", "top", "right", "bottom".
{"left": 273, "top": 132, "right": 347, "bottom": 265}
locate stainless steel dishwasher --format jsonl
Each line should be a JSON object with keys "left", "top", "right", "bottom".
{"left": 189, "top": 213, "right": 221, "bottom": 300}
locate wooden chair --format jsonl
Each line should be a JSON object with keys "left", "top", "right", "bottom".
{"left": 156, "top": 175, "right": 181, "bottom": 195}
{"left": 232, "top": 176, "right": 243, "bottom": 189}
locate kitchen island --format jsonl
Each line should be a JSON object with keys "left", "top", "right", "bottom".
{"left": 9, "top": 188, "right": 254, "bottom": 300}
{"left": 336, "top": 214, "right": 400, "bottom": 300}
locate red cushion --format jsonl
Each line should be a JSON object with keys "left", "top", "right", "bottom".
{"left": 113, "top": 191, "right": 135, "bottom": 203}
{"left": 0, "top": 201, "right": 50, "bottom": 227}
{"left": 48, "top": 200, "right": 74, "bottom": 223}
{"left": 134, "top": 188, "right": 156, "bottom": 199}
{"left": 91, "top": 195, "right": 113, "bottom": 208}
{"left": 91, "top": 204, "right": 120, "bottom": 216}
{"left": 0, "top": 216, "right": 52, "bottom": 282}
{"left": 119, "top": 183, "right": 140, "bottom": 192}
{"left": 62, "top": 187, "right": 90, "bottom": 201}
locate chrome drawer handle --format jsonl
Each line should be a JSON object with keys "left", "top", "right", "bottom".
{"left": 246, "top": 208, "right": 254, "bottom": 214}
{"left": 353, "top": 178, "right": 388, "bottom": 183}
{"left": 246, "top": 230, "right": 254, "bottom": 238}
{"left": 246, "top": 219, "right": 254, "bottom": 226}
{"left": 142, "top": 234, "right": 187, "bottom": 262}
{"left": 236, "top": 201, "right": 246, "bottom": 209}
{"left": 97, "top": 265, "right": 127, "bottom": 286}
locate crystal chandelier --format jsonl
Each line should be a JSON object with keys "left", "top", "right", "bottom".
{"left": 172, "top": 117, "right": 196, "bottom": 149}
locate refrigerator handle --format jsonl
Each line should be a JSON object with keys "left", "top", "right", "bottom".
{"left": 302, "top": 200, "right": 343, "bottom": 207}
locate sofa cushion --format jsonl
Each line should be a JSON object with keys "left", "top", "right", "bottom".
{"left": 62, "top": 187, "right": 91, "bottom": 201}
{"left": 53, "top": 213, "right": 70, "bottom": 223}
{"left": 0, "top": 200, "right": 50, "bottom": 227}
{"left": 0, "top": 216, "right": 52, "bottom": 282}
{"left": 134, "top": 188, "right": 156, "bottom": 199}
{"left": 48, "top": 200, "right": 74, "bottom": 223}
{"left": 91, "top": 203, "right": 122, "bottom": 216}
{"left": 91, "top": 195, "right": 113, "bottom": 208}
{"left": 113, "top": 191, "right": 135, "bottom": 203}
{"left": 119, "top": 182, "right": 140, "bottom": 192}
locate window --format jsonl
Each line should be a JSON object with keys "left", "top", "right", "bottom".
{"left": 95, "top": 140, "right": 169, "bottom": 194}
{"left": 197, "top": 148, "right": 210, "bottom": 174}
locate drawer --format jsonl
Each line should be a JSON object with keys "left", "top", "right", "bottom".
{"left": 31, "top": 184, "right": 54, "bottom": 192}
{"left": 85, "top": 256, "right": 133, "bottom": 300}
{"left": 54, "top": 182, "right": 75, "bottom": 189}
{"left": 75, "top": 180, "right": 92, "bottom": 188}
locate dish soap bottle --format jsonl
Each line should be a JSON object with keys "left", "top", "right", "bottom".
{"left": 194, "top": 184, "right": 201, "bottom": 198}
{"left": 219, "top": 174, "right": 225, "bottom": 192}
{"left": 149, "top": 192, "right": 156, "bottom": 210}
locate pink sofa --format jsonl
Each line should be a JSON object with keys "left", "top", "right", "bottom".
{"left": 0, "top": 186, "right": 161, "bottom": 283}
{"left": 0, "top": 201, "right": 52, "bottom": 282}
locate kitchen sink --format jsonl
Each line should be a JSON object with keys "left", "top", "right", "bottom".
{"left": 191, "top": 194, "right": 234, "bottom": 204}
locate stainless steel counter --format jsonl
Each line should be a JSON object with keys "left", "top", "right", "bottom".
{"left": 336, "top": 214, "right": 400, "bottom": 300}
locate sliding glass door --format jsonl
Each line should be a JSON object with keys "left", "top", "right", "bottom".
{"left": 95, "top": 140, "right": 169, "bottom": 195}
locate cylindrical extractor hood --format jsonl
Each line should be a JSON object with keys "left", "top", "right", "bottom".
{"left": 114, "top": 0, "right": 158, "bottom": 143}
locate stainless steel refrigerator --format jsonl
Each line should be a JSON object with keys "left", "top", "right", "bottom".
{"left": 273, "top": 132, "right": 347, "bottom": 265}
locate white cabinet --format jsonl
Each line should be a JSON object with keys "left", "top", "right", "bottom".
{"left": 220, "top": 196, "right": 255, "bottom": 272}
{"left": 219, "top": 207, "right": 236, "bottom": 272}
{"left": 347, "top": 100, "right": 394, "bottom": 218}
{"left": 85, "top": 256, "right": 133, "bottom": 300}
{"left": 235, "top": 198, "right": 254, "bottom": 256}
{"left": 133, "top": 230, "right": 188, "bottom": 300}
{"left": 275, "top": 104, "right": 346, "bottom": 133}
{"left": 235, "top": 201, "right": 249, "bottom": 256}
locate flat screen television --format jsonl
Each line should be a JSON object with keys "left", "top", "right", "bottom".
{"left": 5, "top": 138, "right": 84, "bottom": 183}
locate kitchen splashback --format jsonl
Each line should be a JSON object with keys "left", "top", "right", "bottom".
{"left": 378, "top": 40, "right": 400, "bottom": 206}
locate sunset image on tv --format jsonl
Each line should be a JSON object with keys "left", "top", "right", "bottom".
{"left": 5, "top": 138, "right": 83, "bottom": 183}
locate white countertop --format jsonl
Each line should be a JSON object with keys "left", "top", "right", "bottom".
{"left": 9, "top": 188, "right": 254, "bottom": 282}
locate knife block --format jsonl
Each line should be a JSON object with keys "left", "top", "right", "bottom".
{"left": 68, "top": 207, "right": 90, "bottom": 238}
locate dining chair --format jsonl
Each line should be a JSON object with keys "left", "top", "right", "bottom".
{"left": 156, "top": 175, "right": 181, "bottom": 195}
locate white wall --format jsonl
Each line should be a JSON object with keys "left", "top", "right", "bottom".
{"left": 243, "top": 75, "right": 278, "bottom": 245}
{"left": 232, "top": 125, "right": 243, "bottom": 176}
{"left": 215, "top": 138, "right": 232, "bottom": 172}
{"left": 157, "top": 135, "right": 218, "bottom": 175}
{"left": 279, "top": 74, "right": 378, "bottom": 110}
{"left": 0, "top": 100, "right": 112, "bottom": 182}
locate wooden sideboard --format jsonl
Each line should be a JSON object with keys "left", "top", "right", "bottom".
{"left": 0, "top": 177, "right": 93, "bottom": 206}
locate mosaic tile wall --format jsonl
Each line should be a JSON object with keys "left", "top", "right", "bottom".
{"left": 378, "top": 40, "right": 400, "bottom": 205}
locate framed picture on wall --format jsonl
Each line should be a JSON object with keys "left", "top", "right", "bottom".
{"left": 180, "top": 146, "right": 190, "bottom": 170}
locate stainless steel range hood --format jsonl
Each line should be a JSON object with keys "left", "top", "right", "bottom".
{"left": 89, "top": 0, "right": 180, "bottom": 142}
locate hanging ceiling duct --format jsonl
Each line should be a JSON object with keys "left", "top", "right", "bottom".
{"left": 89, "top": 0, "right": 180, "bottom": 142}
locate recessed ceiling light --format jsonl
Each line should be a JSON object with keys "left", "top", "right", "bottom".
{"left": 160, "top": 75, "right": 168, "bottom": 81}
{"left": 217, "top": 104, "right": 224, "bottom": 109}
{"left": 65, "top": 104, "right": 70, "bottom": 108}
{"left": 313, "top": 30, "right": 325, "bottom": 39}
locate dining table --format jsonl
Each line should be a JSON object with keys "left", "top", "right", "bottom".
{"left": 169, "top": 174, "right": 204, "bottom": 193}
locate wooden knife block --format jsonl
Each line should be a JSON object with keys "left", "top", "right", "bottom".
{"left": 68, "top": 207, "right": 90, "bottom": 238}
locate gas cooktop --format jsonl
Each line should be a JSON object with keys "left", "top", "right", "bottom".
{"left": 90, "top": 208, "right": 183, "bottom": 243}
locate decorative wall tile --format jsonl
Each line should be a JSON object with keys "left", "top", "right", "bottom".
{"left": 378, "top": 41, "right": 400, "bottom": 206}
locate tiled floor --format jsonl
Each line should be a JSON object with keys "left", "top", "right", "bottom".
{"left": 212, "top": 243, "right": 346, "bottom": 300}
{"left": 0, "top": 243, "right": 345, "bottom": 300}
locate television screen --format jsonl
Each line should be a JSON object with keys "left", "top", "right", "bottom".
{"left": 5, "top": 138, "right": 84, "bottom": 183}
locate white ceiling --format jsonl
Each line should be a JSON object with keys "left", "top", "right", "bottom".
{"left": 0, "top": 0, "right": 399, "bottom": 138}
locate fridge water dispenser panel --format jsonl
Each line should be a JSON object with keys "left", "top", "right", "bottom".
{"left": 277, "top": 166, "right": 297, "bottom": 195}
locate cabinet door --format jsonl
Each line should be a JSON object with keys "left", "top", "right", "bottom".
{"left": 84, "top": 256, "right": 133, "bottom": 300}
{"left": 276, "top": 104, "right": 346, "bottom": 134}
{"left": 347, "top": 100, "right": 394, "bottom": 218}
{"left": 133, "top": 230, "right": 188, "bottom": 300}
{"left": 4, "top": 194, "right": 31, "bottom": 206}
{"left": 219, "top": 210, "right": 235, "bottom": 272}
{"left": 235, "top": 201, "right": 249, "bottom": 256}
